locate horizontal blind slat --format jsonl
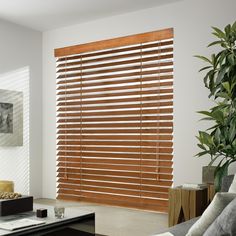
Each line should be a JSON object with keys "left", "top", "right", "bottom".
{"left": 57, "top": 168, "right": 173, "bottom": 179}
{"left": 58, "top": 176, "right": 172, "bottom": 187}
{"left": 57, "top": 81, "right": 173, "bottom": 95}
{"left": 57, "top": 157, "right": 172, "bottom": 166}
{"left": 57, "top": 134, "right": 173, "bottom": 141}
{"left": 57, "top": 58, "right": 173, "bottom": 73}
{"left": 57, "top": 152, "right": 173, "bottom": 160}
{"left": 57, "top": 40, "right": 173, "bottom": 63}
{"left": 57, "top": 95, "right": 173, "bottom": 107}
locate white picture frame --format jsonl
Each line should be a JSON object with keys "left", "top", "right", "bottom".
{"left": 0, "top": 89, "right": 23, "bottom": 146}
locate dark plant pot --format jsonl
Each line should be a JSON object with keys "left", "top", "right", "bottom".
{"left": 202, "top": 166, "right": 217, "bottom": 184}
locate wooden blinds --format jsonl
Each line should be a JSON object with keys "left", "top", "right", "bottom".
{"left": 55, "top": 28, "right": 174, "bottom": 212}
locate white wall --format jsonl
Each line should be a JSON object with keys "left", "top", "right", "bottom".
{"left": 0, "top": 19, "right": 42, "bottom": 197}
{"left": 42, "top": 0, "right": 236, "bottom": 198}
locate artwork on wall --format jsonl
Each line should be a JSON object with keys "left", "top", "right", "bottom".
{"left": 0, "top": 89, "right": 23, "bottom": 146}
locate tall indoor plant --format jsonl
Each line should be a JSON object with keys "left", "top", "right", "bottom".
{"left": 196, "top": 21, "right": 236, "bottom": 192}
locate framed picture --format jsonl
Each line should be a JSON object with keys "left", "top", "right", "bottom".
{"left": 0, "top": 89, "right": 23, "bottom": 146}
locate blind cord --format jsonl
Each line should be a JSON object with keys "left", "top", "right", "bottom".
{"left": 140, "top": 44, "right": 143, "bottom": 200}
{"left": 64, "top": 57, "right": 68, "bottom": 180}
{"left": 80, "top": 54, "right": 83, "bottom": 198}
{"left": 156, "top": 41, "right": 162, "bottom": 181}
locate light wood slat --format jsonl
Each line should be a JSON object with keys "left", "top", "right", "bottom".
{"left": 57, "top": 129, "right": 173, "bottom": 135}
{"left": 57, "top": 85, "right": 173, "bottom": 99}
{"left": 57, "top": 102, "right": 173, "bottom": 113}
{"left": 57, "top": 81, "right": 173, "bottom": 96}
{"left": 58, "top": 176, "right": 172, "bottom": 187}
{"left": 63, "top": 49, "right": 172, "bottom": 68}
{"left": 57, "top": 64, "right": 173, "bottom": 79}
{"left": 55, "top": 28, "right": 173, "bottom": 57}
{"left": 57, "top": 52, "right": 173, "bottom": 75}
{"left": 57, "top": 75, "right": 172, "bottom": 87}
{"left": 57, "top": 156, "right": 173, "bottom": 162}
{"left": 58, "top": 55, "right": 173, "bottom": 74}
{"left": 57, "top": 116, "right": 173, "bottom": 124}
{"left": 57, "top": 88, "right": 173, "bottom": 101}
{"left": 57, "top": 156, "right": 172, "bottom": 166}
{"left": 58, "top": 179, "right": 170, "bottom": 198}
{"left": 58, "top": 107, "right": 173, "bottom": 117}
{"left": 57, "top": 49, "right": 173, "bottom": 69}
{"left": 57, "top": 57, "right": 173, "bottom": 73}
{"left": 57, "top": 40, "right": 173, "bottom": 63}
{"left": 57, "top": 122, "right": 173, "bottom": 129}
{"left": 58, "top": 183, "right": 168, "bottom": 199}
{"left": 57, "top": 145, "right": 173, "bottom": 154}
{"left": 57, "top": 193, "right": 168, "bottom": 213}
{"left": 58, "top": 182, "right": 169, "bottom": 195}
{"left": 57, "top": 172, "right": 173, "bottom": 181}
{"left": 58, "top": 62, "right": 173, "bottom": 78}
{"left": 57, "top": 190, "right": 168, "bottom": 207}
{"left": 57, "top": 140, "right": 172, "bottom": 147}
{"left": 57, "top": 167, "right": 173, "bottom": 179}
{"left": 57, "top": 188, "right": 169, "bottom": 203}
{"left": 57, "top": 134, "right": 173, "bottom": 141}
{"left": 57, "top": 95, "right": 173, "bottom": 107}
{"left": 57, "top": 162, "right": 173, "bottom": 173}
{"left": 57, "top": 70, "right": 173, "bottom": 85}
{"left": 57, "top": 194, "right": 168, "bottom": 213}
{"left": 57, "top": 152, "right": 173, "bottom": 160}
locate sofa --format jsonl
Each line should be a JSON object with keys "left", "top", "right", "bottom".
{"left": 155, "top": 175, "right": 234, "bottom": 236}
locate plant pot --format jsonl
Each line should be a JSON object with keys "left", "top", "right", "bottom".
{"left": 202, "top": 166, "right": 217, "bottom": 184}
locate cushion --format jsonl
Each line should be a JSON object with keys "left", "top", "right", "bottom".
{"left": 186, "top": 192, "right": 236, "bottom": 236}
{"left": 203, "top": 197, "right": 236, "bottom": 236}
{"left": 228, "top": 175, "right": 236, "bottom": 193}
{"left": 152, "top": 233, "right": 174, "bottom": 236}
{"left": 155, "top": 217, "right": 199, "bottom": 236}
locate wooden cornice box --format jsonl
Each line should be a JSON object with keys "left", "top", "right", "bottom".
{"left": 0, "top": 196, "right": 33, "bottom": 216}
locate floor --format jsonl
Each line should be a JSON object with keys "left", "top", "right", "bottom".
{"left": 34, "top": 198, "right": 168, "bottom": 236}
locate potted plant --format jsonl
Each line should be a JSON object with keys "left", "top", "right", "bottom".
{"left": 196, "top": 21, "right": 236, "bottom": 192}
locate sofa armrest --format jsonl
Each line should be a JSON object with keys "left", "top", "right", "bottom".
{"left": 155, "top": 217, "right": 199, "bottom": 236}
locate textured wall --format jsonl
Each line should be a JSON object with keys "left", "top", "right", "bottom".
{"left": 0, "top": 19, "right": 42, "bottom": 197}
{"left": 0, "top": 67, "right": 29, "bottom": 194}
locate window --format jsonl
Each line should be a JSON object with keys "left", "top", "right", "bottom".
{"left": 55, "top": 28, "right": 173, "bottom": 212}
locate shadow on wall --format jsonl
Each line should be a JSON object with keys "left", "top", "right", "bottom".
{"left": 0, "top": 66, "right": 30, "bottom": 195}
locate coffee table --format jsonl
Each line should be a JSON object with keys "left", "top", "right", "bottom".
{"left": 0, "top": 204, "right": 96, "bottom": 235}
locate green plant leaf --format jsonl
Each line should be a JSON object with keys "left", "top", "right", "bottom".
{"left": 224, "top": 24, "right": 231, "bottom": 38}
{"left": 199, "top": 66, "right": 212, "bottom": 72}
{"left": 214, "top": 161, "right": 229, "bottom": 192}
{"left": 222, "top": 82, "right": 231, "bottom": 94}
{"left": 208, "top": 154, "right": 220, "bottom": 166}
{"left": 197, "top": 143, "right": 207, "bottom": 150}
{"left": 216, "top": 66, "right": 227, "bottom": 84}
{"left": 194, "top": 55, "right": 212, "bottom": 64}
{"left": 199, "top": 131, "right": 214, "bottom": 146}
{"left": 229, "top": 124, "right": 236, "bottom": 142}
{"left": 228, "top": 54, "right": 235, "bottom": 65}
{"left": 212, "top": 26, "right": 226, "bottom": 39}
{"left": 195, "top": 150, "right": 209, "bottom": 157}
{"left": 214, "top": 128, "right": 221, "bottom": 144}
{"left": 232, "top": 21, "right": 236, "bottom": 30}
{"left": 198, "top": 111, "right": 212, "bottom": 117}
{"left": 208, "top": 40, "right": 223, "bottom": 47}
